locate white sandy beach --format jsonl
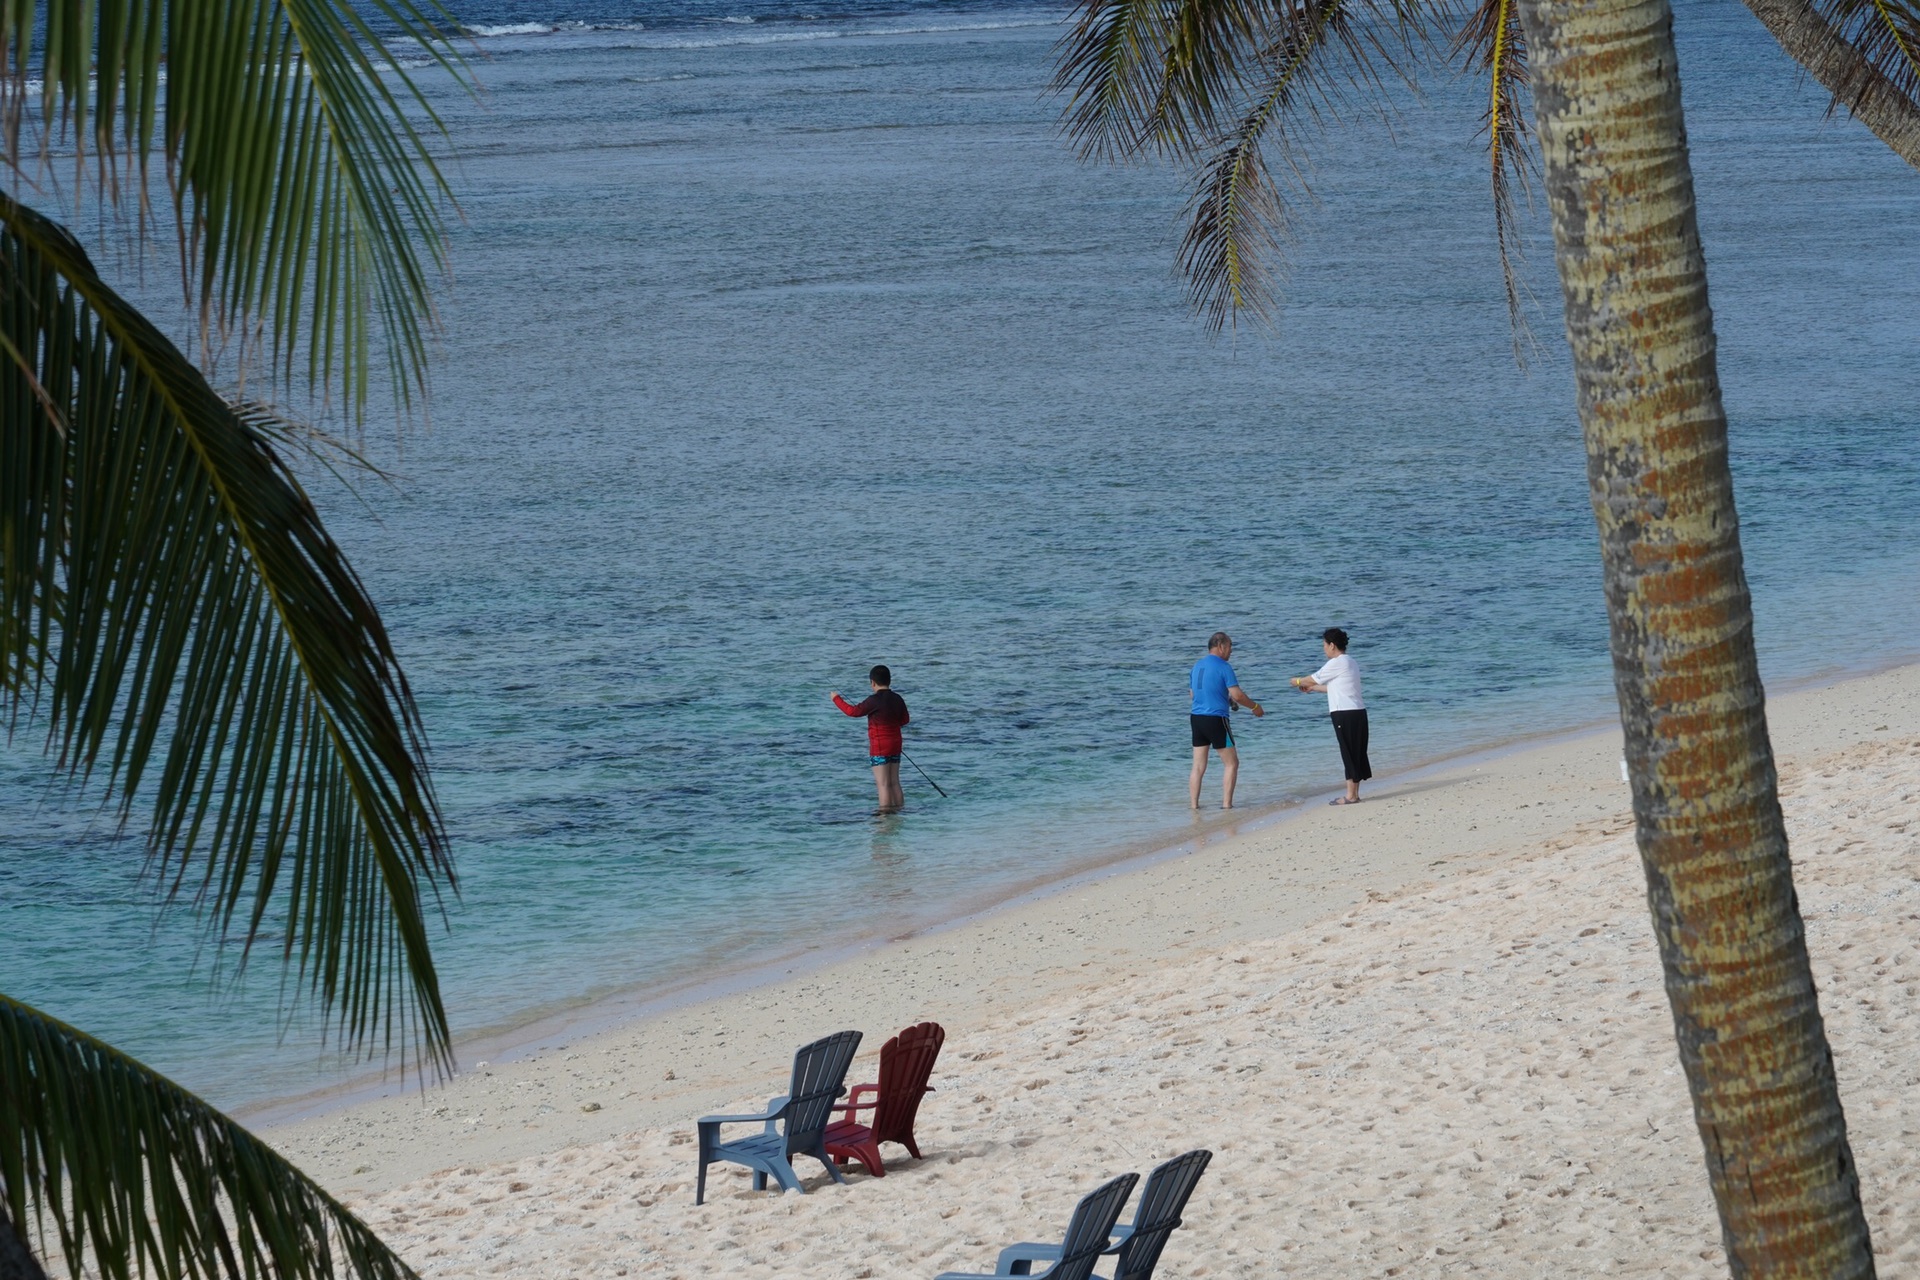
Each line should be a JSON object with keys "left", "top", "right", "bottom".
{"left": 262, "top": 664, "right": 1920, "bottom": 1277}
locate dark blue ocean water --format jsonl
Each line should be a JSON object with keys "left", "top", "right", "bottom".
{"left": 3, "top": 0, "right": 1917, "bottom": 1110}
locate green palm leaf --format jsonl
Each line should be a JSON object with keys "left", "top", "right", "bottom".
{"left": 1825, "top": 0, "right": 1920, "bottom": 97}
{"left": 1, "top": 191, "right": 452, "bottom": 1071}
{"left": 1182, "top": 0, "right": 1424, "bottom": 327}
{"left": 0, "top": 0, "right": 470, "bottom": 420}
{"left": 1175, "top": 0, "right": 1345, "bottom": 329}
{"left": 1056, "top": 0, "right": 1920, "bottom": 341}
{"left": 1055, "top": 0, "right": 1291, "bottom": 158}
{"left": 1054, "top": 0, "right": 1385, "bottom": 159}
{"left": 0, "top": 994, "right": 420, "bottom": 1280}
{"left": 1057, "top": 0, "right": 1429, "bottom": 327}
{"left": 1150, "top": 0, "right": 1383, "bottom": 155}
{"left": 1761, "top": 0, "right": 1920, "bottom": 169}
{"left": 1054, "top": 0, "right": 1186, "bottom": 159}
{"left": 1452, "top": 0, "right": 1535, "bottom": 338}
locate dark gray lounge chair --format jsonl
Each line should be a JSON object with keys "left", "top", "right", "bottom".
{"left": 933, "top": 1172, "right": 1139, "bottom": 1280}
{"left": 989, "top": 1151, "right": 1213, "bottom": 1280}
{"left": 694, "top": 1029, "right": 862, "bottom": 1203}
{"left": 1098, "top": 1149, "right": 1213, "bottom": 1280}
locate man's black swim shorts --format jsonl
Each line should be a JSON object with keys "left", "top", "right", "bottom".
{"left": 1190, "top": 713, "right": 1233, "bottom": 750}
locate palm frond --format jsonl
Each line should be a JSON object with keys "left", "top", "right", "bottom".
{"left": 1797, "top": 0, "right": 1920, "bottom": 165}
{"left": 1, "top": 994, "right": 422, "bottom": 1280}
{"left": 0, "top": 0, "right": 471, "bottom": 421}
{"left": 1054, "top": 0, "right": 1182, "bottom": 158}
{"left": 1452, "top": 0, "right": 1535, "bottom": 338}
{"left": 1057, "top": 0, "right": 1435, "bottom": 325}
{"left": 1178, "top": 0, "right": 1391, "bottom": 328}
{"left": 1054, "top": 0, "right": 1377, "bottom": 159}
{"left": 1827, "top": 0, "right": 1920, "bottom": 97}
{"left": 1, "top": 192, "right": 452, "bottom": 1072}
{"left": 1149, "top": 0, "right": 1289, "bottom": 155}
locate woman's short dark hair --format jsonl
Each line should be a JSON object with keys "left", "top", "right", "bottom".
{"left": 870, "top": 664, "right": 892, "bottom": 686}
{"left": 1322, "top": 628, "right": 1349, "bottom": 652}
{"left": 1207, "top": 631, "right": 1232, "bottom": 651}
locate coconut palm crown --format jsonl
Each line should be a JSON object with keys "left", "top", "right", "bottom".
{"left": 2, "top": 2, "right": 471, "bottom": 1277}
{"left": 1053, "top": 0, "right": 1917, "bottom": 1273}
{"left": 1054, "top": 0, "right": 1920, "bottom": 327}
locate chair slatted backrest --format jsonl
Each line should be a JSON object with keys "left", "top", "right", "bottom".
{"left": 782, "top": 1030, "right": 862, "bottom": 1156}
{"left": 1053, "top": 1173, "right": 1140, "bottom": 1280}
{"left": 873, "top": 1021, "right": 945, "bottom": 1144}
{"left": 1112, "top": 1150, "right": 1213, "bottom": 1280}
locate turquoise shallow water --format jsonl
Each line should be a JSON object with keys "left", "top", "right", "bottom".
{"left": 3, "top": 0, "right": 1917, "bottom": 1110}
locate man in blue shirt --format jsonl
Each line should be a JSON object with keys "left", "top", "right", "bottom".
{"left": 1190, "top": 631, "right": 1264, "bottom": 809}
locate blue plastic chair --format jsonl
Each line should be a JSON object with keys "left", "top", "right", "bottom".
{"left": 933, "top": 1172, "right": 1138, "bottom": 1280}
{"left": 1092, "top": 1150, "right": 1215, "bottom": 1280}
{"left": 694, "top": 1030, "right": 862, "bottom": 1203}
{"left": 975, "top": 1151, "right": 1213, "bottom": 1280}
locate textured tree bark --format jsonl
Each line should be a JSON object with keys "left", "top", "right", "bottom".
{"left": 1510, "top": 0, "right": 1876, "bottom": 1274}
{"left": 1735, "top": 0, "right": 1920, "bottom": 171}
{"left": 0, "top": 1203, "right": 51, "bottom": 1280}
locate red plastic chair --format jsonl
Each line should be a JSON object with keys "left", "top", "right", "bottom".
{"left": 824, "top": 1021, "right": 945, "bottom": 1177}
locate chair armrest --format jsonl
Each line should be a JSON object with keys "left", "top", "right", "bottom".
{"left": 993, "top": 1241, "right": 1065, "bottom": 1275}
{"left": 1103, "top": 1222, "right": 1135, "bottom": 1254}
{"left": 697, "top": 1095, "right": 789, "bottom": 1128}
{"left": 833, "top": 1083, "right": 881, "bottom": 1119}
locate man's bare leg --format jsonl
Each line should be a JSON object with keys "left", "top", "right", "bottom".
{"left": 1220, "top": 746, "right": 1240, "bottom": 809}
{"left": 1190, "top": 747, "right": 1211, "bottom": 808}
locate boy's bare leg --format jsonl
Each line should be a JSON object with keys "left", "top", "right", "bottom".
{"left": 1189, "top": 747, "right": 1210, "bottom": 808}
{"left": 872, "top": 763, "right": 896, "bottom": 811}
{"left": 1220, "top": 746, "right": 1240, "bottom": 809}
{"left": 885, "top": 761, "right": 905, "bottom": 809}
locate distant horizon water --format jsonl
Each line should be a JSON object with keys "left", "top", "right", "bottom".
{"left": 3, "top": 0, "right": 1917, "bottom": 1111}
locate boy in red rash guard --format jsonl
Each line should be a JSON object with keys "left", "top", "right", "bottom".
{"left": 831, "top": 664, "right": 910, "bottom": 811}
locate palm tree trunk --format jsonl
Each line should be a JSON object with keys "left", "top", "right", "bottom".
{"left": 1509, "top": 0, "right": 1876, "bottom": 1273}
{"left": 1736, "top": 0, "right": 1920, "bottom": 169}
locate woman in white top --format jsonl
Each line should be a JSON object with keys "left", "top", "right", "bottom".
{"left": 1293, "top": 627, "right": 1370, "bottom": 805}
